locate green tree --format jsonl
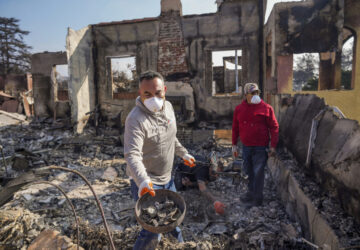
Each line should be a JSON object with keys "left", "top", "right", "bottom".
{"left": 293, "top": 53, "right": 319, "bottom": 91}
{"left": 341, "top": 70, "right": 352, "bottom": 90}
{"left": 0, "top": 17, "right": 32, "bottom": 74}
{"left": 302, "top": 77, "right": 318, "bottom": 91}
{"left": 341, "top": 37, "right": 354, "bottom": 90}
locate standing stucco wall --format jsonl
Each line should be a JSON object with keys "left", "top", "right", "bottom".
{"left": 66, "top": 26, "right": 96, "bottom": 133}
{"left": 265, "top": 0, "right": 360, "bottom": 122}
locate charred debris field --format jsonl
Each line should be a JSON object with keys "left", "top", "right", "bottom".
{"left": 0, "top": 119, "right": 358, "bottom": 249}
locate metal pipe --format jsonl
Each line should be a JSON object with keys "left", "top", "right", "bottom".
{"left": 29, "top": 181, "right": 80, "bottom": 250}
{"left": 44, "top": 166, "right": 115, "bottom": 250}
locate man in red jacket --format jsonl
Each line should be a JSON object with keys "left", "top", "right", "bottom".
{"left": 232, "top": 83, "right": 279, "bottom": 207}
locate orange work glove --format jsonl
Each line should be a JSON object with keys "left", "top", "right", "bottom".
{"left": 183, "top": 153, "right": 196, "bottom": 168}
{"left": 232, "top": 145, "right": 238, "bottom": 158}
{"left": 214, "top": 201, "right": 226, "bottom": 215}
{"left": 138, "top": 179, "right": 155, "bottom": 197}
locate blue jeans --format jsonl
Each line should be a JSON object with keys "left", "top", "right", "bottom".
{"left": 130, "top": 179, "right": 184, "bottom": 250}
{"left": 242, "top": 146, "right": 268, "bottom": 201}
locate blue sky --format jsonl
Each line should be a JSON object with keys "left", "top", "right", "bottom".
{"left": 0, "top": 0, "right": 294, "bottom": 53}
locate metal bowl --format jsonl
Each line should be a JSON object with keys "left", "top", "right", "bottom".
{"left": 134, "top": 189, "right": 186, "bottom": 233}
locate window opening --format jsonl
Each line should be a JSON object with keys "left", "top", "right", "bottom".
{"left": 212, "top": 50, "right": 242, "bottom": 95}
{"left": 293, "top": 53, "right": 319, "bottom": 91}
{"left": 341, "top": 36, "right": 354, "bottom": 90}
{"left": 110, "top": 56, "right": 137, "bottom": 99}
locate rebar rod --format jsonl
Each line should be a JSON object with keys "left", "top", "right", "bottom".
{"left": 44, "top": 166, "right": 115, "bottom": 250}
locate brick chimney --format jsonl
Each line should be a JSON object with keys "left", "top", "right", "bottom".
{"left": 157, "top": 0, "right": 188, "bottom": 79}
{"left": 161, "top": 0, "right": 182, "bottom": 15}
{"left": 215, "top": 0, "right": 224, "bottom": 9}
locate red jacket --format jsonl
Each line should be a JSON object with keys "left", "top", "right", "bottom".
{"left": 232, "top": 100, "right": 279, "bottom": 148}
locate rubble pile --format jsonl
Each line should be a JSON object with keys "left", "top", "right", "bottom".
{"left": 179, "top": 142, "right": 311, "bottom": 249}
{"left": 0, "top": 119, "right": 320, "bottom": 249}
{"left": 0, "top": 208, "right": 45, "bottom": 249}
{"left": 277, "top": 148, "right": 360, "bottom": 248}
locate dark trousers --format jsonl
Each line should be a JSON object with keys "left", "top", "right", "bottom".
{"left": 242, "top": 146, "right": 268, "bottom": 201}
{"left": 130, "top": 179, "right": 184, "bottom": 250}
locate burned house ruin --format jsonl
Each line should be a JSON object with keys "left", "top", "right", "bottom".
{"left": 1, "top": 0, "right": 360, "bottom": 249}
{"left": 30, "top": 0, "right": 264, "bottom": 133}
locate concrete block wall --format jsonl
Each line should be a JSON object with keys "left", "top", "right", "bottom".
{"left": 92, "top": 19, "right": 159, "bottom": 127}
{"left": 87, "top": 0, "right": 260, "bottom": 125}
{"left": 182, "top": 0, "right": 260, "bottom": 120}
{"left": 31, "top": 52, "right": 70, "bottom": 118}
{"left": 277, "top": 93, "right": 360, "bottom": 223}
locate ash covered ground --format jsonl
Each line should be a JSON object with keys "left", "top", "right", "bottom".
{"left": 0, "top": 119, "right": 316, "bottom": 249}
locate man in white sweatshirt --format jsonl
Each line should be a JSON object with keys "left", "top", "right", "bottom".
{"left": 124, "top": 70, "right": 195, "bottom": 250}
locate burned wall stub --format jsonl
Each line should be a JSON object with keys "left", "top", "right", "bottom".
{"left": 31, "top": 52, "right": 70, "bottom": 118}
{"left": 277, "top": 94, "right": 360, "bottom": 223}
{"left": 0, "top": 74, "right": 31, "bottom": 114}
{"left": 0, "top": 75, "right": 28, "bottom": 96}
{"left": 83, "top": 0, "right": 262, "bottom": 126}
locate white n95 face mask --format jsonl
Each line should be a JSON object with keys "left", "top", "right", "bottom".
{"left": 251, "top": 95, "right": 261, "bottom": 104}
{"left": 144, "top": 97, "right": 164, "bottom": 112}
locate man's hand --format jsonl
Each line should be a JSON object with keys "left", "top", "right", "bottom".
{"left": 138, "top": 179, "right": 155, "bottom": 197}
{"left": 183, "top": 154, "right": 196, "bottom": 167}
{"left": 268, "top": 147, "right": 276, "bottom": 157}
{"left": 232, "top": 145, "right": 238, "bottom": 158}
{"left": 214, "top": 201, "right": 226, "bottom": 215}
